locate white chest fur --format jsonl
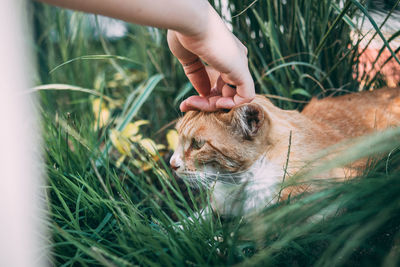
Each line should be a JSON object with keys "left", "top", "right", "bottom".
{"left": 211, "top": 156, "right": 284, "bottom": 216}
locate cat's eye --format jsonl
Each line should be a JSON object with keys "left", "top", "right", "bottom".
{"left": 191, "top": 138, "right": 205, "bottom": 150}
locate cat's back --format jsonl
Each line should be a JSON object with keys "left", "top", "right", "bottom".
{"left": 301, "top": 88, "right": 400, "bottom": 138}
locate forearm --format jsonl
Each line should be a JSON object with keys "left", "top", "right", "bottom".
{"left": 37, "top": 0, "right": 209, "bottom": 36}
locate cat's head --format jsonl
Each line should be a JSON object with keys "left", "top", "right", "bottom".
{"left": 170, "top": 98, "right": 271, "bottom": 181}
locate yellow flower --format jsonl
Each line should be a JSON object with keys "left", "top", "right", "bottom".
{"left": 107, "top": 80, "right": 118, "bottom": 88}
{"left": 116, "top": 155, "right": 126, "bottom": 168}
{"left": 139, "top": 138, "right": 165, "bottom": 156}
{"left": 92, "top": 98, "right": 103, "bottom": 114}
{"left": 166, "top": 129, "right": 179, "bottom": 151}
{"left": 92, "top": 98, "right": 110, "bottom": 129}
{"left": 107, "top": 70, "right": 147, "bottom": 88}
{"left": 121, "top": 120, "right": 149, "bottom": 138}
{"left": 129, "top": 134, "right": 143, "bottom": 143}
{"left": 131, "top": 159, "right": 153, "bottom": 171}
{"left": 113, "top": 72, "right": 124, "bottom": 81}
{"left": 127, "top": 70, "right": 147, "bottom": 83}
{"left": 110, "top": 119, "right": 169, "bottom": 171}
{"left": 110, "top": 129, "right": 132, "bottom": 156}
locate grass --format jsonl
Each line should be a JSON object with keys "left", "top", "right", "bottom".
{"left": 31, "top": 0, "right": 400, "bottom": 266}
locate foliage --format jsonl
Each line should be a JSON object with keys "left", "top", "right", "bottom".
{"left": 31, "top": 0, "right": 400, "bottom": 266}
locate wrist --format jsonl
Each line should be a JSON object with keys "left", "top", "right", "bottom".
{"left": 176, "top": 1, "right": 228, "bottom": 40}
{"left": 173, "top": 0, "right": 210, "bottom": 37}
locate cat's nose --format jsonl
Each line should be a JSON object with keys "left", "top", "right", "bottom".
{"left": 170, "top": 157, "right": 180, "bottom": 171}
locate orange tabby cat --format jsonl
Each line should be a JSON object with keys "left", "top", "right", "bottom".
{"left": 170, "top": 88, "right": 400, "bottom": 215}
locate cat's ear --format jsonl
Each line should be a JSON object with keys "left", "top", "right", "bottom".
{"left": 229, "top": 103, "right": 266, "bottom": 140}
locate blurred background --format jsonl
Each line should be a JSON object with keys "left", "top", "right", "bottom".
{"left": 27, "top": 0, "right": 400, "bottom": 266}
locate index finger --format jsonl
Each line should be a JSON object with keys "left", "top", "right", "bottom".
{"left": 167, "top": 30, "right": 211, "bottom": 97}
{"left": 181, "top": 59, "right": 211, "bottom": 97}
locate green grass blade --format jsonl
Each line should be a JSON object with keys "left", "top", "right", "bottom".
{"left": 49, "top": 55, "right": 142, "bottom": 74}
{"left": 29, "top": 84, "right": 116, "bottom": 103}
{"left": 116, "top": 73, "right": 163, "bottom": 131}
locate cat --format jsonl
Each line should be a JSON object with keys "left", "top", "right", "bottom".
{"left": 170, "top": 88, "right": 400, "bottom": 215}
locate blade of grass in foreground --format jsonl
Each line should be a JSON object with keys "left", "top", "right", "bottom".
{"left": 116, "top": 74, "right": 163, "bottom": 131}
{"left": 49, "top": 55, "right": 143, "bottom": 74}
{"left": 29, "top": 84, "right": 116, "bottom": 103}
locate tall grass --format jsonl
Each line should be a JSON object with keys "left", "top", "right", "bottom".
{"left": 31, "top": 0, "right": 400, "bottom": 265}
{"left": 214, "top": 0, "right": 360, "bottom": 109}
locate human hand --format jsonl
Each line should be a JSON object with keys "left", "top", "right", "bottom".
{"left": 167, "top": 4, "right": 254, "bottom": 112}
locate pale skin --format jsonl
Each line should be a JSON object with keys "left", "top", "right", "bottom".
{"left": 37, "top": 0, "right": 255, "bottom": 111}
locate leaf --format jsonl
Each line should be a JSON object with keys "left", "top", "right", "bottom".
{"left": 139, "top": 138, "right": 164, "bottom": 156}
{"left": 121, "top": 120, "right": 149, "bottom": 138}
{"left": 115, "top": 155, "right": 126, "bottom": 168}
{"left": 92, "top": 98, "right": 104, "bottom": 115}
{"left": 108, "top": 70, "right": 147, "bottom": 88}
{"left": 166, "top": 130, "right": 179, "bottom": 151}
{"left": 156, "top": 144, "right": 166, "bottom": 150}
{"left": 129, "top": 134, "right": 143, "bottom": 142}
{"left": 92, "top": 98, "right": 111, "bottom": 129}
{"left": 291, "top": 88, "right": 312, "bottom": 98}
{"left": 110, "top": 129, "right": 132, "bottom": 156}
{"left": 131, "top": 159, "right": 152, "bottom": 171}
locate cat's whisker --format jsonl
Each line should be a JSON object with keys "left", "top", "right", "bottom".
{"left": 177, "top": 169, "right": 257, "bottom": 188}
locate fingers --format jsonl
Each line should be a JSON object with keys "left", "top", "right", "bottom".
{"left": 213, "top": 71, "right": 255, "bottom": 109}
{"left": 167, "top": 30, "right": 211, "bottom": 97}
{"left": 179, "top": 80, "right": 241, "bottom": 112}
{"left": 215, "top": 97, "right": 235, "bottom": 109}
{"left": 234, "top": 76, "right": 256, "bottom": 104}
{"left": 168, "top": 26, "right": 255, "bottom": 112}
{"left": 180, "top": 73, "right": 255, "bottom": 112}
{"left": 167, "top": 30, "right": 197, "bottom": 63}
{"left": 204, "top": 66, "right": 220, "bottom": 88}
{"left": 221, "top": 83, "right": 236, "bottom": 98}
{"left": 180, "top": 95, "right": 220, "bottom": 112}
{"left": 182, "top": 60, "right": 211, "bottom": 97}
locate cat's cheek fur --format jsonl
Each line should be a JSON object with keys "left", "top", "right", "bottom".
{"left": 211, "top": 156, "right": 283, "bottom": 216}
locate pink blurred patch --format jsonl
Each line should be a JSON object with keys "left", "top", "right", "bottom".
{"left": 355, "top": 47, "right": 400, "bottom": 88}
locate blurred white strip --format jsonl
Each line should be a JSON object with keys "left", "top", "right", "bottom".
{"left": 89, "top": 15, "right": 127, "bottom": 39}
{"left": 352, "top": 10, "right": 400, "bottom": 49}
{"left": 0, "top": 1, "right": 46, "bottom": 267}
